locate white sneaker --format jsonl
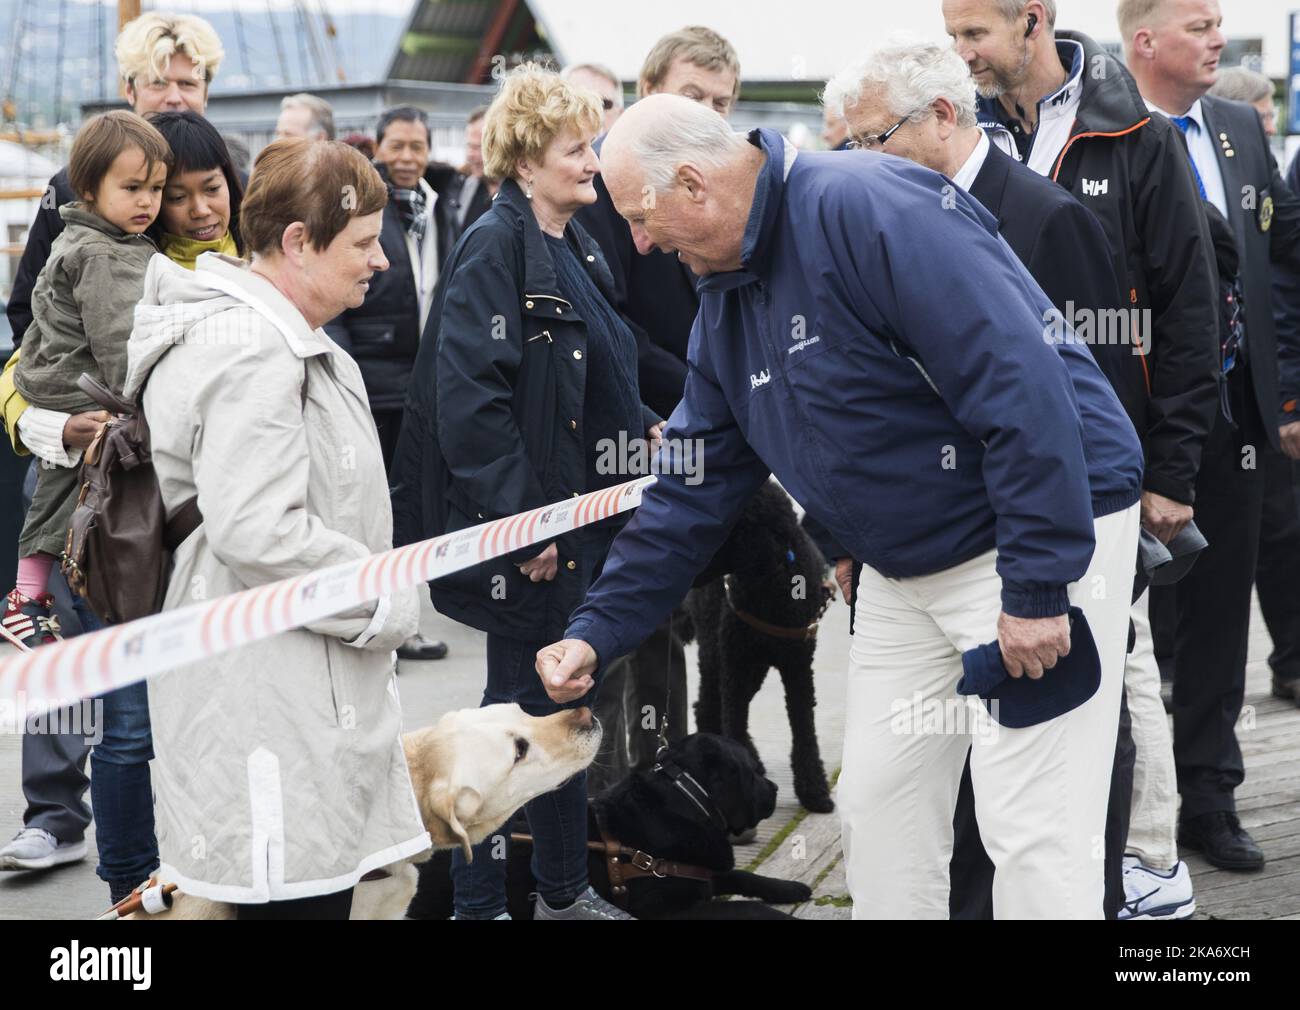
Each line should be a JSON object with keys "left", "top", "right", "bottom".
{"left": 0, "top": 827, "right": 88, "bottom": 871}
{"left": 1119, "top": 854, "right": 1196, "bottom": 920}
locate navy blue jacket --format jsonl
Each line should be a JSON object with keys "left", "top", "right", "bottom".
{"left": 390, "top": 178, "right": 658, "bottom": 641}
{"left": 565, "top": 129, "right": 1143, "bottom": 668}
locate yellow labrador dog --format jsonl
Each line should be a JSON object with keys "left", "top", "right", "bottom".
{"left": 122, "top": 704, "right": 600, "bottom": 919}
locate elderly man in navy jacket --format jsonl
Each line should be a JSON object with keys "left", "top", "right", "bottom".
{"left": 535, "top": 94, "right": 1145, "bottom": 919}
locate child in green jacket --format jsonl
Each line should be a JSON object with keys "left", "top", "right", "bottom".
{"left": 2, "top": 111, "right": 170, "bottom": 652}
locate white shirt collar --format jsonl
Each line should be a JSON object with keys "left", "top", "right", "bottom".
{"left": 951, "top": 130, "right": 991, "bottom": 192}
{"left": 1145, "top": 96, "right": 1205, "bottom": 130}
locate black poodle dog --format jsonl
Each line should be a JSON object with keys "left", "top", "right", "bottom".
{"left": 682, "top": 481, "right": 835, "bottom": 814}
{"left": 405, "top": 733, "right": 813, "bottom": 920}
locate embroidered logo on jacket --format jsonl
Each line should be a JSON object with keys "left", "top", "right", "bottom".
{"left": 750, "top": 369, "right": 772, "bottom": 390}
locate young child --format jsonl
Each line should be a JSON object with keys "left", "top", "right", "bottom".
{"left": 2, "top": 111, "right": 171, "bottom": 652}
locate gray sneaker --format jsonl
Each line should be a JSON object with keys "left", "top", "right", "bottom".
{"left": 0, "top": 827, "right": 87, "bottom": 871}
{"left": 533, "top": 887, "right": 636, "bottom": 920}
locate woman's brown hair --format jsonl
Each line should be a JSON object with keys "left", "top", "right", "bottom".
{"left": 239, "top": 138, "right": 387, "bottom": 257}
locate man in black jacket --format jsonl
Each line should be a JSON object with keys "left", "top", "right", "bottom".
{"left": 326, "top": 106, "right": 453, "bottom": 663}
{"left": 326, "top": 107, "right": 452, "bottom": 469}
{"left": 1123, "top": 0, "right": 1300, "bottom": 873}
{"left": 943, "top": 0, "right": 1220, "bottom": 918}
{"left": 424, "top": 106, "right": 495, "bottom": 243}
{"left": 948, "top": 2, "right": 1220, "bottom": 519}
{"left": 577, "top": 26, "right": 741, "bottom": 419}
{"left": 574, "top": 26, "right": 742, "bottom": 790}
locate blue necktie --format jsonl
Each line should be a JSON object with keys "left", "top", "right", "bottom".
{"left": 1171, "top": 115, "right": 1209, "bottom": 200}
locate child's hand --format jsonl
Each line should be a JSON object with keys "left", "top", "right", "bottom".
{"left": 62, "top": 410, "right": 110, "bottom": 451}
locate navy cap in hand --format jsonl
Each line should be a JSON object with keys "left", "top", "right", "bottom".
{"left": 956, "top": 606, "right": 1101, "bottom": 729}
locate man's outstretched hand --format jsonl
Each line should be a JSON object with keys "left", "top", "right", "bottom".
{"left": 536, "top": 639, "right": 599, "bottom": 704}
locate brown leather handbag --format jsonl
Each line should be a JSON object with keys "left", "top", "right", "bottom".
{"left": 61, "top": 373, "right": 202, "bottom": 624}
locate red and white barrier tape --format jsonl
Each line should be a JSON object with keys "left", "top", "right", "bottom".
{"left": 0, "top": 476, "right": 655, "bottom": 721}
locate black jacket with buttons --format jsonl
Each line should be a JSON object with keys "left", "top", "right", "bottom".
{"left": 390, "top": 177, "right": 658, "bottom": 641}
{"left": 323, "top": 172, "right": 454, "bottom": 412}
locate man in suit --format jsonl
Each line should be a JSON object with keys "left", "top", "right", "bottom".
{"left": 575, "top": 26, "right": 743, "bottom": 792}
{"left": 825, "top": 36, "right": 1197, "bottom": 920}
{"left": 425, "top": 106, "right": 497, "bottom": 248}
{"left": 1206, "top": 70, "right": 1300, "bottom": 711}
{"left": 457, "top": 107, "right": 495, "bottom": 234}
{"left": 1123, "top": 0, "right": 1300, "bottom": 872}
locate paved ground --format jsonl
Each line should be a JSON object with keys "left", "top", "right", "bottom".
{"left": 0, "top": 584, "right": 1292, "bottom": 919}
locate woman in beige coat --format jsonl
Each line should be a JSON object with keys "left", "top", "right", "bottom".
{"left": 123, "top": 139, "right": 428, "bottom": 919}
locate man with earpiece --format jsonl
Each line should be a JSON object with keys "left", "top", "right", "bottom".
{"left": 942, "top": 1, "right": 1220, "bottom": 919}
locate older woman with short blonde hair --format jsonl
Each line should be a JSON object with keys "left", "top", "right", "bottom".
{"left": 124, "top": 139, "right": 426, "bottom": 919}
{"left": 392, "top": 64, "right": 660, "bottom": 920}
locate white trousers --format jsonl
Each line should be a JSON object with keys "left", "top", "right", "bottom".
{"left": 837, "top": 504, "right": 1140, "bottom": 919}
{"left": 1123, "top": 590, "right": 1180, "bottom": 869}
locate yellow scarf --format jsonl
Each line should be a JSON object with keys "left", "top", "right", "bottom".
{"left": 161, "top": 230, "right": 239, "bottom": 270}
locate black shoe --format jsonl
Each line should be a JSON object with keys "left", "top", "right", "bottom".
{"left": 396, "top": 633, "right": 449, "bottom": 662}
{"left": 1178, "top": 811, "right": 1265, "bottom": 871}
{"left": 1272, "top": 677, "right": 1300, "bottom": 706}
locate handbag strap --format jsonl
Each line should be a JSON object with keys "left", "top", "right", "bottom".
{"left": 163, "top": 496, "right": 203, "bottom": 551}
{"left": 76, "top": 373, "right": 134, "bottom": 416}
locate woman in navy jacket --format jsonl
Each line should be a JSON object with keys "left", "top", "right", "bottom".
{"left": 389, "top": 66, "right": 659, "bottom": 921}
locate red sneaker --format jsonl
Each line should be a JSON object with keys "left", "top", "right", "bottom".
{"left": 1, "top": 589, "right": 63, "bottom": 653}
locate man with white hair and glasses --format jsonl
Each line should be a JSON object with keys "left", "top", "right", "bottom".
{"left": 823, "top": 37, "right": 1177, "bottom": 920}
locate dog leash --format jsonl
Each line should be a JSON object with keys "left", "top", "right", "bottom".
{"left": 95, "top": 877, "right": 178, "bottom": 919}
{"left": 510, "top": 825, "right": 714, "bottom": 908}
{"left": 651, "top": 747, "right": 730, "bottom": 834}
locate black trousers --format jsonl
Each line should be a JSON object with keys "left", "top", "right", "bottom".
{"left": 235, "top": 888, "right": 354, "bottom": 920}
{"left": 372, "top": 407, "right": 405, "bottom": 476}
{"left": 1255, "top": 445, "right": 1300, "bottom": 685}
{"left": 1164, "top": 368, "right": 1266, "bottom": 817}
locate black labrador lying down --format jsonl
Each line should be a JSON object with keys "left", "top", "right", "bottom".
{"left": 407, "top": 733, "right": 813, "bottom": 920}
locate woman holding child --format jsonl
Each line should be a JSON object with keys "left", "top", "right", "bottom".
{"left": 1, "top": 109, "right": 249, "bottom": 906}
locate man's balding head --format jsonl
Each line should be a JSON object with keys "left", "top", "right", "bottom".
{"left": 600, "top": 94, "right": 758, "bottom": 276}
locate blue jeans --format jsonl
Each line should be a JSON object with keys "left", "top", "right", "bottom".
{"left": 450, "top": 633, "right": 592, "bottom": 919}
{"left": 20, "top": 461, "right": 157, "bottom": 896}
{"left": 82, "top": 606, "right": 158, "bottom": 897}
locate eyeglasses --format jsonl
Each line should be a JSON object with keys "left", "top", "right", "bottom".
{"left": 846, "top": 111, "right": 917, "bottom": 151}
